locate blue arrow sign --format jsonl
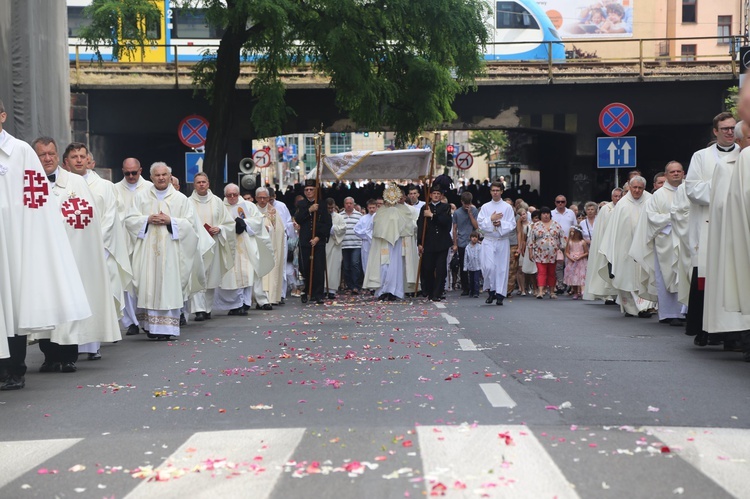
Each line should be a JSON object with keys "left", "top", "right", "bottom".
{"left": 186, "top": 153, "right": 229, "bottom": 183}
{"left": 597, "top": 136, "right": 636, "bottom": 169}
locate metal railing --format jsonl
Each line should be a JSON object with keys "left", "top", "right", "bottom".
{"left": 70, "top": 34, "right": 748, "bottom": 86}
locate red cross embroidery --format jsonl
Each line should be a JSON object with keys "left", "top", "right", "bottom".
{"left": 61, "top": 197, "right": 94, "bottom": 229}
{"left": 23, "top": 170, "right": 49, "bottom": 209}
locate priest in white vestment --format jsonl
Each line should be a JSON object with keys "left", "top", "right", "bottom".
{"left": 599, "top": 176, "right": 655, "bottom": 317}
{"left": 669, "top": 182, "right": 692, "bottom": 307}
{"left": 188, "top": 172, "right": 235, "bottom": 321}
{"left": 257, "top": 187, "right": 287, "bottom": 305}
{"left": 703, "top": 121, "right": 750, "bottom": 344}
{"left": 65, "top": 145, "right": 133, "bottom": 359}
{"left": 477, "top": 181, "right": 516, "bottom": 305}
{"left": 268, "top": 188, "right": 294, "bottom": 302}
{"left": 30, "top": 140, "right": 121, "bottom": 371}
{"left": 363, "top": 184, "right": 415, "bottom": 300}
{"left": 125, "top": 162, "right": 209, "bottom": 339}
{"left": 114, "top": 157, "right": 153, "bottom": 336}
{"left": 583, "top": 188, "right": 622, "bottom": 301}
{"left": 684, "top": 112, "right": 739, "bottom": 338}
{"left": 0, "top": 123, "right": 90, "bottom": 390}
{"left": 354, "top": 200, "right": 377, "bottom": 273}
{"left": 216, "top": 183, "right": 275, "bottom": 314}
{"left": 630, "top": 162, "right": 685, "bottom": 325}
{"left": 325, "top": 198, "right": 347, "bottom": 298}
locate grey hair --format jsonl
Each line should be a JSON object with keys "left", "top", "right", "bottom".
{"left": 612, "top": 187, "right": 623, "bottom": 195}
{"left": 150, "top": 161, "right": 172, "bottom": 175}
{"left": 584, "top": 201, "right": 599, "bottom": 212}
{"left": 255, "top": 186, "right": 269, "bottom": 197}
{"left": 344, "top": 196, "right": 355, "bottom": 204}
{"left": 224, "top": 183, "right": 240, "bottom": 195}
{"left": 735, "top": 121, "right": 745, "bottom": 140}
{"left": 629, "top": 175, "right": 646, "bottom": 187}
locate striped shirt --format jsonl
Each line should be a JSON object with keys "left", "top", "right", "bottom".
{"left": 340, "top": 210, "right": 363, "bottom": 248}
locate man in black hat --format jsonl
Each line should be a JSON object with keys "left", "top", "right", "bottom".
{"left": 294, "top": 179, "right": 332, "bottom": 304}
{"left": 417, "top": 186, "right": 453, "bottom": 301}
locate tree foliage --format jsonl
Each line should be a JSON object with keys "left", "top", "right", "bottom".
{"left": 78, "top": 0, "right": 490, "bottom": 186}
{"left": 467, "top": 130, "right": 509, "bottom": 163}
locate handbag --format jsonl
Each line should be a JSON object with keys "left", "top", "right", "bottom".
{"left": 450, "top": 251, "right": 461, "bottom": 272}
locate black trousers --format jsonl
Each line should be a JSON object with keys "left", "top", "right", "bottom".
{"left": 0, "top": 335, "right": 28, "bottom": 377}
{"left": 457, "top": 246, "right": 469, "bottom": 292}
{"left": 421, "top": 249, "right": 449, "bottom": 299}
{"left": 686, "top": 267, "right": 706, "bottom": 337}
{"left": 299, "top": 244, "right": 327, "bottom": 300}
{"left": 38, "top": 339, "right": 79, "bottom": 364}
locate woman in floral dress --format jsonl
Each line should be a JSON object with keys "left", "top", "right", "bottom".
{"left": 529, "top": 206, "right": 565, "bottom": 299}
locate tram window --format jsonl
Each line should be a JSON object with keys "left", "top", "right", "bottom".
{"left": 172, "top": 8, "right": 225, "bottom": 39}
{"left": 121, "top": 11, "right": 161, "bottom": 40}
{"left": 68, "top": 7, "right": 91, "bottom": 37}
{"left": 496, "top": 1, "right": 539, "bottom": 30}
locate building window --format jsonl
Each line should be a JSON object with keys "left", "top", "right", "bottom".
{"left": 67, "top": 7, "right": 91, "bottom": 37}
{"left": 329, "top": 133, "right": 351, "bottom": 154}
{"left": 681, "top": 44, "right": 696, "bottom": 61}
{"left": 682, "top": 0, "right": 696, "bottom": 24}
{"left": 717, "top": 16, "right": 732, "bottom": 45}
{"left": 304, "top": 136, "right": 324, "bottom": 173}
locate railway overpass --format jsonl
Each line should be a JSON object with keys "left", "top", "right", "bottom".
{"left": 74, "top": 60, "right": 738, "bottom": 202}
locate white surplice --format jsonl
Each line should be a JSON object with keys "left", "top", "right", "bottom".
{"left": 326, "top": 211, "right": 347, "bottom": 293}
{"left": 259, "top": 203, "right": 286, "bottom": 304}
{"left": 0, "top": 132, "right": 91, "bottom": 358}
{"left": 724, "top": 147, "right": 750, "bottom": 315}
{"left": 583, "top": 202, "right": 616, "bottom": 300}
{"left": 669, "top": 183, "right": 692, "bottom": 306}
{"left": 477, "top": 200, "right": 516, "bottom": 296}
{"left": 600, "top": 191, "right": 655, "bottom": 315}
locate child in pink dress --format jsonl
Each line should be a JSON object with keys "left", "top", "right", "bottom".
{"left": 564, "top": 226, "right": 589, "bottom": 299}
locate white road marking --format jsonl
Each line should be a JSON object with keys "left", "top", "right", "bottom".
{"left": 417, "top": 425, "right": 579, "bottom": 498}
{"left": 646, "top": 426, "right": 750, "bottom": 499}
{"left": 479, "top": 382, "right": 517, "bottom": 408}
{"left": 0, "top": 438, "right": 83, "bottom": 488}
{"left": 457, "top": 338, "right": 476, "bottom": 351}
{"left": 441, "top": 313, "right": 459, "bottom": 325}
{"left": 433, "top": 302, "right": 446, "bottom": 309}
{"left": 125, "top": 428, "right": 306, "bottom": 499}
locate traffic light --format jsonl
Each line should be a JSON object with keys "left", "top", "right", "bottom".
{"left": 446, "top": 144, "right": 454, "bottom": 167}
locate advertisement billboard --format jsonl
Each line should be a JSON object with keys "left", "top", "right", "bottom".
{"left": 534, "top": 0, "right": 634, "bottom": 39}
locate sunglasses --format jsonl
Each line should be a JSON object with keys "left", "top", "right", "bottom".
{"left": 555, "top": 200, "right": 565, "bottom": 204}
{"left": 123, "top": 171, "right": 140, "bottom": 176}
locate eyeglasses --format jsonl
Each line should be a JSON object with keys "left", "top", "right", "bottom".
{"left": 226, "top": 193, "right": 239, "bottom": 198}
{"left": 555, "top": 200, "right": 566, "bottom": 204}
{"left": 718, "top": 127, "right": 735, "bottom": 133}
{"left": 123, "top": 171, "right": 139, "bottom": 176}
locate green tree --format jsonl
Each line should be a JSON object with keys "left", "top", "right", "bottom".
{"left": 467, "top": 130, "right": 509, "bottom": 163}
{"left": 725, "top": 85, "right": 739, "bottom": 118}
{"left": 79, "top": 0, "right": 490, "bottom": 187}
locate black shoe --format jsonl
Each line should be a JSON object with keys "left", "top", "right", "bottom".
{"left": 315, "top": 298, "right": 325, "bottom": 305}
{"left": 637, "top": 311, "right": 653, "bottom": 318}
{"left": 179, "top": 313, "right": 187, "bottom": 326}
{"left": 39, "top": 362, "right": 61, "bottom": 373}
{"left": 430, "top": 296, "right": 442, "bottom": 302}
{"left": 327, "top": 293, "right": 336, "bottom": 299}
{"left": 279, "top": 298, "right": 285, "bottom": 305}
{"left": 193, "top": 312, "right": 206, "bottom": 322}
{"left": 496, "top": 296, "right": 504, "bottom": 306}
{"left": 0, "top": 370, "right": 9, "bottom": 383}
{"left": 126, "top": 324, "right": 140, "bottom": 336}
{"left": 205, "top": 312, "right": 211, "bottom": 320}
{"left": 228, "top": 307, "right": 247, "bottom": 316}
{"left": 460, "top": 291, "right": 470, "bottom": 296}
{"left": 387, "top": 294, "right": 400, "bottom": 302}
{"left": 88, "top": 351, "right": 102, "bottom": 361}
{"left": 260, "top": 303, "right": 273, "bottom": 310}
{"left": 0, "top": 376, "right": 25, "bottom": 391}
{"left": 555, "top": 289, "right": 565, "bottom": 295}
{"left": 378, "top": 293, "right": 389, "bottom": 301}
{"left": 485, "top": 291, "right": 496, "bottom": 304}
{"left": 669, "top": 318, "right": 686, "bottom": 327}
{"left": 604, "top": 299, "right": 617, "bottom": 305}
{"left": 694, "top": 332, "right": 708, "bottom": 347}
{"left": 61, "top": 362, "right": 77, "bottom": 373}
{"left": 241, "top": 304, "right": 251, "bottom": 313}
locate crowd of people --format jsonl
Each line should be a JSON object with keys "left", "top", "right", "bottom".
{"left": 3, "top": 96, "right": 750, "bottom": 391}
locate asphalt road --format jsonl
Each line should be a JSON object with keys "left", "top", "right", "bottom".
{"left": 1, "top": 290, "right": 749, "bottom": 498}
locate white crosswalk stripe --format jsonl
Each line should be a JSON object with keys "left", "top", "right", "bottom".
{"left": 0, "top": 438, "right": 82, "bottom": 489}
{"left": 124, "top": 428, "right": 306, "bottom": 499}
{"left": 4, "top": 427, "right": 750, "bottom": 498}
{"left": 417, "top": 425, "right": 579, "bottom": 498}
{"left": 646, "top": 427, "right": 750, "bottom": 499}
